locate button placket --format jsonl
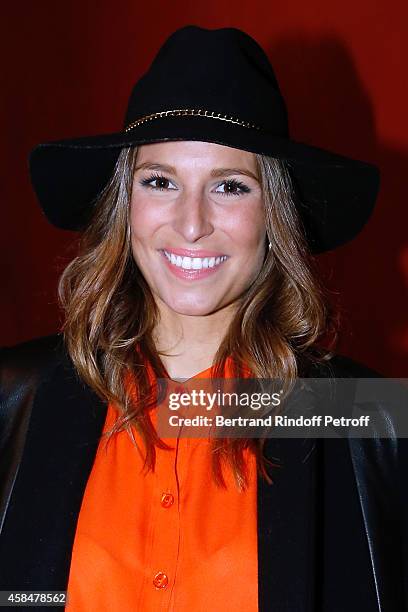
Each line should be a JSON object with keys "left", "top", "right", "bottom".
{"left": 142, "top": 435, "right": 180, "bottom": 604}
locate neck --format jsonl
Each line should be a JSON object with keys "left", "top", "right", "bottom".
{"left": 153, "top": 301, "right": 237, "bottom": 380}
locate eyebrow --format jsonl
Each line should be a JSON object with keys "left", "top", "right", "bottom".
{"left": 134, "top": 162, "right": 259, "bottom": 181}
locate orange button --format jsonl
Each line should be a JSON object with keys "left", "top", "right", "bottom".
{"left": 161, "top": 492, "right": 175, "bottom": 508}
{"left": 153, "top": 571, "right": 169, "bottom": 589}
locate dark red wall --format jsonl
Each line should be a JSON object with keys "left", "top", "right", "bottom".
{"left": 2, "top": 1, "right": 407, "bottom": 375}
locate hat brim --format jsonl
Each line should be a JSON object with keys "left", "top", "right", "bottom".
{"left": 29, "top": 115, "right": 380, "bottom": 254}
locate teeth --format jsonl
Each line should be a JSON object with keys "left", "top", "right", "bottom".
{"left": 163, "top": 251, "right": 227, "bottom": 271}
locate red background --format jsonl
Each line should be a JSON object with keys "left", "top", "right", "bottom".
{"left": 2, "top": 1, "right": 407, "bottom": 375}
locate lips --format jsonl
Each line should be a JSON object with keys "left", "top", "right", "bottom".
{"left": 159, "top": 248, "right": 229, "bottom": 279}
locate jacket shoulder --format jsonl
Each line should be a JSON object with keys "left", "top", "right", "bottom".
{"left": 0, "top": 334, "right": 65, "bottom": 377}
{"left": 306, "top": 352, "right": 383, "bottom": 378}
{"left": 0, "top": 334, "right": 66, "bottom": 431}
{"left": 0, "top": 334, "right": 69, "bottom": 532}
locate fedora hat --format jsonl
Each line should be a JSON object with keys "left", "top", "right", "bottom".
{"left": 29, "top": 25, "right": 380, "bottom": 254}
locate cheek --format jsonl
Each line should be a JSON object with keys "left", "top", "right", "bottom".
{"left": 129, "top": 196, "right": 163, "bottom": 243}
{"left": 129, "top": 199, "right": 163, "bottom": 278}
{"left": 223, "top": 199, "right": 266, "bottom": 248}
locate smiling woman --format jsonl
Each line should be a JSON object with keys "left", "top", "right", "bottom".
{"left": 57, "top": 139, "right": 333, "bottom": 487}
{"left": 1, "top": 25, "right": 406, "bottom": 612}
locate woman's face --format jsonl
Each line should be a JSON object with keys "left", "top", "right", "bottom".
{"left": 129, "top": 141, "right": 266, "bottom": 316}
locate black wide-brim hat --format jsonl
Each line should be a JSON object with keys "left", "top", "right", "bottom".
{"left": 29, "top": 26, "right": 380, "bottom": 254}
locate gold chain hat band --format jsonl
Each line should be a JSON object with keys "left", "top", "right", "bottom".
{"left": 125, "top": 108, "right": 261, "bottom": 132}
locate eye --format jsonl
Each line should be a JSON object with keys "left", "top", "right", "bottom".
{"left": 139, "top": 173, "right": 177, "bottom": 191}
{"left": 214, "top": 179, "right": 251, "bottom": 196}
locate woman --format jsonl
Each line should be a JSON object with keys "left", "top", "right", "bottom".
{"left": 0, "top": 25, "right": 406, "bottom": 612}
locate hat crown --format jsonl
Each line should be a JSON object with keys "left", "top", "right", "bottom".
{"left": 124, "top": 26, "right": 289, "bottom": 136}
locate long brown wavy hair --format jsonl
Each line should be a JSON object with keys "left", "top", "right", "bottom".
{"left": 58, "top": 145, "right": 339, "bottom": 489}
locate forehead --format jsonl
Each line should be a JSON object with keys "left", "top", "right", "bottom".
{"left": 134, "top": 140, "right": 258, "bottom": 173}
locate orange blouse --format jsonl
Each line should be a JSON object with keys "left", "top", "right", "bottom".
{"left": 66, "top": 360, "right": 258, "bottom": 611}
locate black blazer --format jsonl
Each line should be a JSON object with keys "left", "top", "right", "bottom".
{"left": 0, "top": 335, "right": 406, "bottom": 612}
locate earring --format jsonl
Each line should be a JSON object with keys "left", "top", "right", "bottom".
{"left": 268, "top": 242, "right": 272, "bottom": 250}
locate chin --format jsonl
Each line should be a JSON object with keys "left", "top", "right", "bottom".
{"left": 161, "top": 293, "right": 223, "bottom": 317}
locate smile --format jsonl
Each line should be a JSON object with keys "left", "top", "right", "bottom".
{"left": 162, "top": 249, "right": 228, "bottom": 270}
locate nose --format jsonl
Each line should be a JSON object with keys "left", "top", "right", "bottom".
{"left": 172, "top": 190, "right": 214, "bottom": 243}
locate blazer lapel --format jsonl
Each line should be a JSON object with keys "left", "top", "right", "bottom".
{"left": 257, "top": 437, "right": 318, "bottom": 612}
{"left": 0, "top": 351, "right": 107, "bottom": 590}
